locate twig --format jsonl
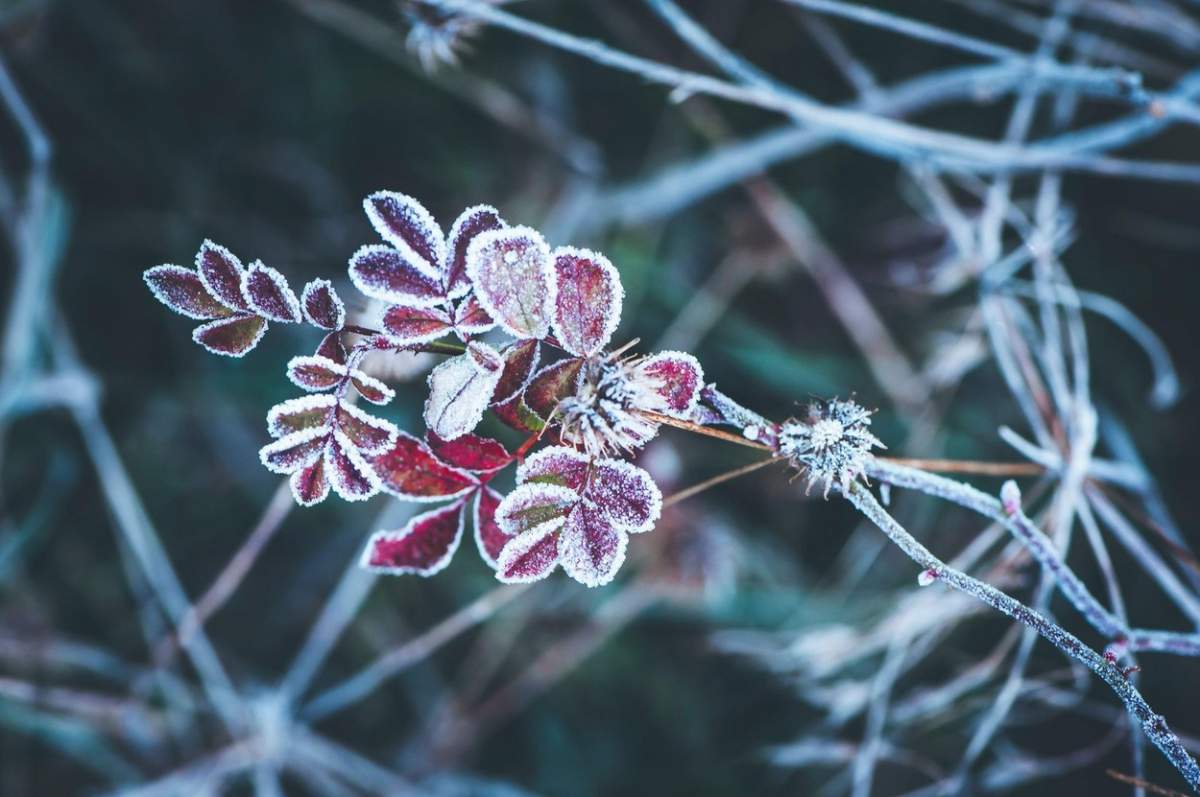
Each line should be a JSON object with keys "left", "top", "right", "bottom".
{"left": 662, "top": 457, "right": 782, "bottom": 508}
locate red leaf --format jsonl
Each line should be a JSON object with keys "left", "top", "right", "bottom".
{"left": 550, "top": 247, "right": 622, "bottom": 357}
{"left": 452, "top": 293, "right": 495, "bottom": 336}
{"left": 445, "top": 205, "right": 505, "bottom": 298}
{"left": 588, "top": 460, "right": 662, "bottom": 533}
{"left": 372, "top": 431, "right": 478, "bottom": 501}
{"left": 474, "top": 486, "right": 510, "bottom": 568}
{"left": 241, "top": 260, "right": 301, "bottom": 323}
{"left": 465, "top": 226, "right": 555, "bottom": 339}
{"left": 287, "top": 355, "right": 346, "bottom": 391}
{"left": 267, "top": 395, "right": 336, "bottom": 438}
{"left": 426, "top": 433, "right": 511, "bottom": 472}
{"left": 336, "top": 403, "right": 398, "bottom": 456}
{"left": 490, "top": 394, "right": 546, "bottom": 434}
{"left": 490, "top": 339, "right": 541, "bottom": 406}
{"left": 521, "top": 357, "right": 583, "bottom": 420}
{"left": 260, "top": 427, "right": 329, "bottom": 474}
{"left": 326, "top": 431, "right": 381, "bottom": 501}
{"left": 559, "top": 503, "right": 627, "bottom": 587}
{"left": 363, "top": 191, "right": 444, "bottom": 279}
{"left": 350, "top": 371, "right": 395, "bottom": 405}
{"left": 496, "top": 524, "right": 561, "bottom": 583}
{"left": 144, "top": 265, "right": 233, "bottom": 320}
{"left": 361, "top": 501, "right": 466, "bottom": 576}
{"left": 192, "top": 314, "right": 267, "bottom": 357}
{"left": 518, "top": 446, "right": 589, "bottom": 491}
{"left": 315, "top": 331, "right": 347, "bottom": 364}
{"left": 632, "top": 351, "right": 704, "bottom": 416}
{"left": 291, "top": 458, "right": 331, "bottom": 506}
{"left": 494, "top": 482, "right": 576, "bottom": 537}
{"left": 349, "top": 245, "right": 444, "bottom": 307}
{"left": 195, "top": 240, "right": 249, "bottom": 311}
{"left": 383, "top": 303, "right": 453, "bottom": 346}
{"left": 301, "top": 279, "right": 346, "bottom": 330}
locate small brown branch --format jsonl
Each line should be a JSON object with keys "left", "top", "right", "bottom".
{"left": 876, "top": 457, "right": 1044, "bottom": 477}
{"left": 637, "top": 410, "right": 773, "bottom": 451}
{"left": 1106, "top": 769, "right": 1190, "bottom": 797}
{"left": 663, "top": 457, "right": 781, "bottom": 508}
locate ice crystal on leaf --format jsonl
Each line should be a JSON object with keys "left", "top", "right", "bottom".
{"left": 424, "top": 340, "right": 504, "bottom": 441}
{"left": 493, "top": 447, "right": 662, "bottom": 587}
{"left": 465, "top": 226, "right": 555, "bottom": 340}
{"left": 778, "top": 398, "right": 885, "bottom": 497}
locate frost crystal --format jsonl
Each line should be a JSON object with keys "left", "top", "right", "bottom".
{"left": 777, "top": 398, "right": 885, "bottom": 498}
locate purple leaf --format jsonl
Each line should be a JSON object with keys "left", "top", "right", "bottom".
{"left": 372, "top": 431, "right": 479, "bottom": 502}
{"left": 267, "top": 394, "right": 337, "bottom": 438}
{"left": 241, "top": 260, "right": 301, "bottom": 323}
{"left": 363, "top": 191, "right": 445, "bottom": 280}
{"left": 521, "top": 357, "right": 583, "bottom": 420}
{"left": 550, "top": 247, "right": 622, "bottom": 357}
{"left": 426, "top": 432, "right": 511, "bottom": 473}
{"left": 287, "top": 355, "right": 346, "bottom": 391}
{"left": 361, "top": 501, "right": 466, "bottom": 576}
{"left": 490, "top": 339, "right": 541, "bottom": 406}
{"left": 192, "top": 314, "right": 268, "bottom": 357}
{"left": 195, "top": 240, "right": 249, "bottom": 311}
{"left": 315, "top": 331, "right": 347, "bottom": 364}
{"left": 325, "top": 430, "right": 381, "bottom": 501}
{"left": 465, "top": 226, "right": 555, "bottom": 339}
{"left": 349, "top": 245, "right": 444, "bottom": 307}
{"left": 383, "top": 304, "right": 453, "bottom": 346}
{"left": 144, "top": 265, "right": 233, "bottom": 320}
{"left": 445, "top": 204, "right": 505, "bottom": 298}
{"left": 260, "top": 427, "right": 329, "bottom": 474}
{"left": 517, "top": 446, "right": 589, "bottom": 491}
{"left": 559, "top": 503, "right": 627, "bottom": 587}
{"left": 588, "top": 459, "right": 662, "bottom": 533}
{"left": 495, "top": 523, "right": 561, "bottom": 584}
{"left": 291, "top": 459, "right": 331, "bottom": 506}
{"left": 632, "top": 351, "right": 704, "bottom": 417}
{"left": 336, "top": 403, "right": 398, "bottom": 456}
{"left": 452, "top": 293, "right": 496, "bottom": 336}
{"left": 301, "top": 279, "right": 346, "bottom": 330}
{"left": 349, "top": 370, "right": 396, "bottom": 406}
{"left": 423, "top": 343, "right": 504, "bottom": 441}
{"left": 474, "top": 486, "right": 510, "bottom": 568}
{"left": 494, "top": 482, "right": 576, "bottom": 537}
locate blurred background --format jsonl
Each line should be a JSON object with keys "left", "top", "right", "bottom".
{"left": 2, "top": 1, "right": 1199, "bottom": 795}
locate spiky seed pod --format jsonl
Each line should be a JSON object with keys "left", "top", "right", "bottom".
{"left": 777, "top": 398, "right": 885, "bottom": 497}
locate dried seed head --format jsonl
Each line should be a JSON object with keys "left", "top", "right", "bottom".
{"left": 557, "top": 356, "right": 660, "bottom": 458}
{"left": 399, "top": 1, "right": 488, "bottom": 72}
{"left": 777, "top": 398, "right": 885, "bottom": 498}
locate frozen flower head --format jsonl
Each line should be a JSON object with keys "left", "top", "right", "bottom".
{"left": 557, "top": 349, "right": 704, "bottom": 458}
{"left": 399, "top": 1, "right": 488, "bottom": 72}
{"left": 778, "top": 398, "right": 884, "bottom": 497}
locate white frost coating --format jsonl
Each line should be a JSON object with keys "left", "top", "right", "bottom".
{"left": 592, "top": 458, "right": 662, "bottom": 533}
{"left": 423, "top": 351, "right": 503, "bottom": 441}
{"left": 191, "top": 314, "right": 268, "bottom": 358}
{"left": 266, "top": 394, "right": 337, "bottom": 438}
{"left": 494, "top": 482, "right": 578, "bottom": 537}
{"left": 143, "top": 265, "right": 226, "bottom": 320}
{"left": 466, "top": 340, "right": 503, "bottom": 373}
{"left": 347, "top": 244, "right": 445, "bottom": 308}
{"left": 558, "top": 505, "right": 629, "bottom": 588}
{"left": 453, "top": 296, "right": 497, "bottom": 335}
{"left": 336, "top": 401, "right": 400, "bottom": 456}
{"left": 286, "top": 354, "right": 348, "bottom": 391}
{"left": 326, "top": 429, "right": 382, "bottom": 502}
{"left": 259, "top": 426, "right": 328, "bottom": 474}
{"left": 445, "top": 203, "right": 506, "bottom": 299}
{"left": 634, "top": 350, "right": 704, "bottom": 418}
{"left": 495, "top": 523, "right": 564, "bottom": 584}
{"left": 381, "top": 305, "right": 452, "bottom": 346}
{"left": 349, "top": 368, "right": 396, "bottom": 405}
{"left": 473, "top": 486, "right": 506, "bottom": 569}
{"left": 240, "top": 260, "right": 301, "bottom": 323}
{"left": 290, "top": 462, "right": 330, "bottom": 507}
{"left": 548, "top": 246, "right": 625, "bottom": 357}
{"left": 464, "top": 225, "right": 556, "bottom": 339}
{"left": 516, "top": 445, "right": 590, "bottom": 485}
{"left": 195, "top": 239, "right": 245, "bottom": 306}
{"left": 300, "top": 278, "right": 346, "bottom": 330}
{"left": 359, "top": 503, "right": 466, "bottom": 577}
{"left": 363, "top": 191, "right": 446, "bottom": 280}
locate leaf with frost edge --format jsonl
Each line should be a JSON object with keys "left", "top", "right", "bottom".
{"left": 363, "top": 191, "right": 446, "bottom": 281}
{"left": 240, "top": 260, "right": 301, "bottom": 323}
{"left": 549, "top": 246, "right": 624, "bottom": 357}
{"left": 360, "top": 501, "right": 467, "bottom": 577}
{"left": 464, "top": 226, "right": 557, "bottom": 340}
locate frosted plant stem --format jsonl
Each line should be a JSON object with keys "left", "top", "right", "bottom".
{"left": 842, "top": 480, "right": 1200, "bottom": 791}
{"left": 869, "top": 459, "right": 1200, "bottom": 656}
{"left": 301, "top": 583, "right": 530, "bottom": 723}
